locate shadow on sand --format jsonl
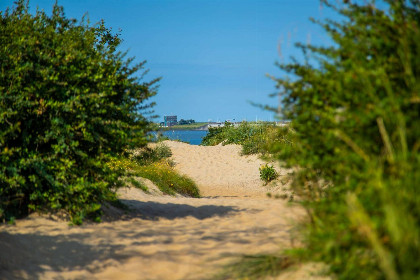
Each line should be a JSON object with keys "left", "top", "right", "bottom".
{"left": 105, "top": 199, "right": 241, "bottom": 221}
{"left": 0, "top": 230, "right": 131, "bottom": 280}
{"left": 0, "top": 201, "right": 242, "bottom": 279}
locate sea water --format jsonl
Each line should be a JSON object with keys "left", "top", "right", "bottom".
{"left": 158, "top": 130, "right": 208, "bottom": 145}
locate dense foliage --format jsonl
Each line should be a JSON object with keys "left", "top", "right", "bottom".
{"left": 271, "top": 0, "right": 420, "bottom": 279}
{"left": 0, "top": 1, "right": 158, "bottom": 223}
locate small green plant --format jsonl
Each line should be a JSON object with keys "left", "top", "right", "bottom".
{"left": 259, "top": 164, "right": 278, "bottom": 184}
{"left": 7, "top": 216, "right": 15, "bottom": 225}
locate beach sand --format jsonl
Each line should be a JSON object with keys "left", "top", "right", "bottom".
{"left": 0, "top": 141, "right": 326, "bottom": 280}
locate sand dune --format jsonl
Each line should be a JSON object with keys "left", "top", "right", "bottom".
{"left": 0, "top": 141, "right": 325, "bottom": 280}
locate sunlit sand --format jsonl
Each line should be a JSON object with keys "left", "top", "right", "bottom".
{"left": 0, "top": 141, "right": 326, "bottom": 279}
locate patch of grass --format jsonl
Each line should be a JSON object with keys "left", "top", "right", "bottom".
{"left": 133, "top": 143, "right": 172, "bottom": 165}
{"left": 154, "top": 143, "right": 172, "bottom": 158}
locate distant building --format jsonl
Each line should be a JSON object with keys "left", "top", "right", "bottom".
{"left": 164, "top": 115, "right": 177, "bottom": 127}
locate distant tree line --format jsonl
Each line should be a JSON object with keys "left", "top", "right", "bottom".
{"left": 160, "top": 119, "right": 196, "bottom": 126}
{"left": 177, "top": 119, "right": 195, "bottom": 125}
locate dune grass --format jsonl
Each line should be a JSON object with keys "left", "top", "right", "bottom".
{"left": 201, "top": 121, "right": 293, "bottom": 156}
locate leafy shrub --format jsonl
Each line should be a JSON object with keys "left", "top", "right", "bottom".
{"left": 264, "top": 0, "right": 420, "bottom": 279}
{"left": 0, "top": 1, "right": 158, "bottom": 223}
{"left": 259, "top": 164, "right": 278, "bottom": 184}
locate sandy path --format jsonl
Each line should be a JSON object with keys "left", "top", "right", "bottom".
{"left": 163, "top": 141, "right": 282, "bottom": 198}
{"left": 0, "top": 141, "right": 321, "bottom": 280}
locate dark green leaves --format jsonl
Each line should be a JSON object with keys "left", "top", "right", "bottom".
{"left": 0, "top": 0, "right": 158, "bottom": 223}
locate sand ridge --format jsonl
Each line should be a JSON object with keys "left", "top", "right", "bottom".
{"left": 0, "top": 141, "right": 324, "bottom": 280}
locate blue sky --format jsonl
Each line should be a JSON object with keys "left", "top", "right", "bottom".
{"left": 1, "top": 0, "right": 338, "bottom": 122}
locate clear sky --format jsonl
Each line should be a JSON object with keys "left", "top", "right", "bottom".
{"left": 1, "top": 0, "right": 338, "bottom": 122}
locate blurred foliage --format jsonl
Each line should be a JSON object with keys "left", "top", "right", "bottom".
{"left": 265, "top": 0, "right": 420, "bottom": 279}
{"left": 0, "top": 1, "right": 158, "bottom": 224}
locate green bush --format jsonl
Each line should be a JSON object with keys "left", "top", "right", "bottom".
{"left": 266, "top": 0, "right": 420, "bottom": 279}
{"left": 0, "top": 1, "right": 158, "bottom": 223}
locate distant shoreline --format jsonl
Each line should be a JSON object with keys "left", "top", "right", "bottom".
{"left": 158, "top": 120, "right": 288, "bottom": 131}
{"left": 159, "top": 127, "right": 208, "bottom": 131}
{"left": 159, "top": 123, "right": 209, "bottom": 131}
